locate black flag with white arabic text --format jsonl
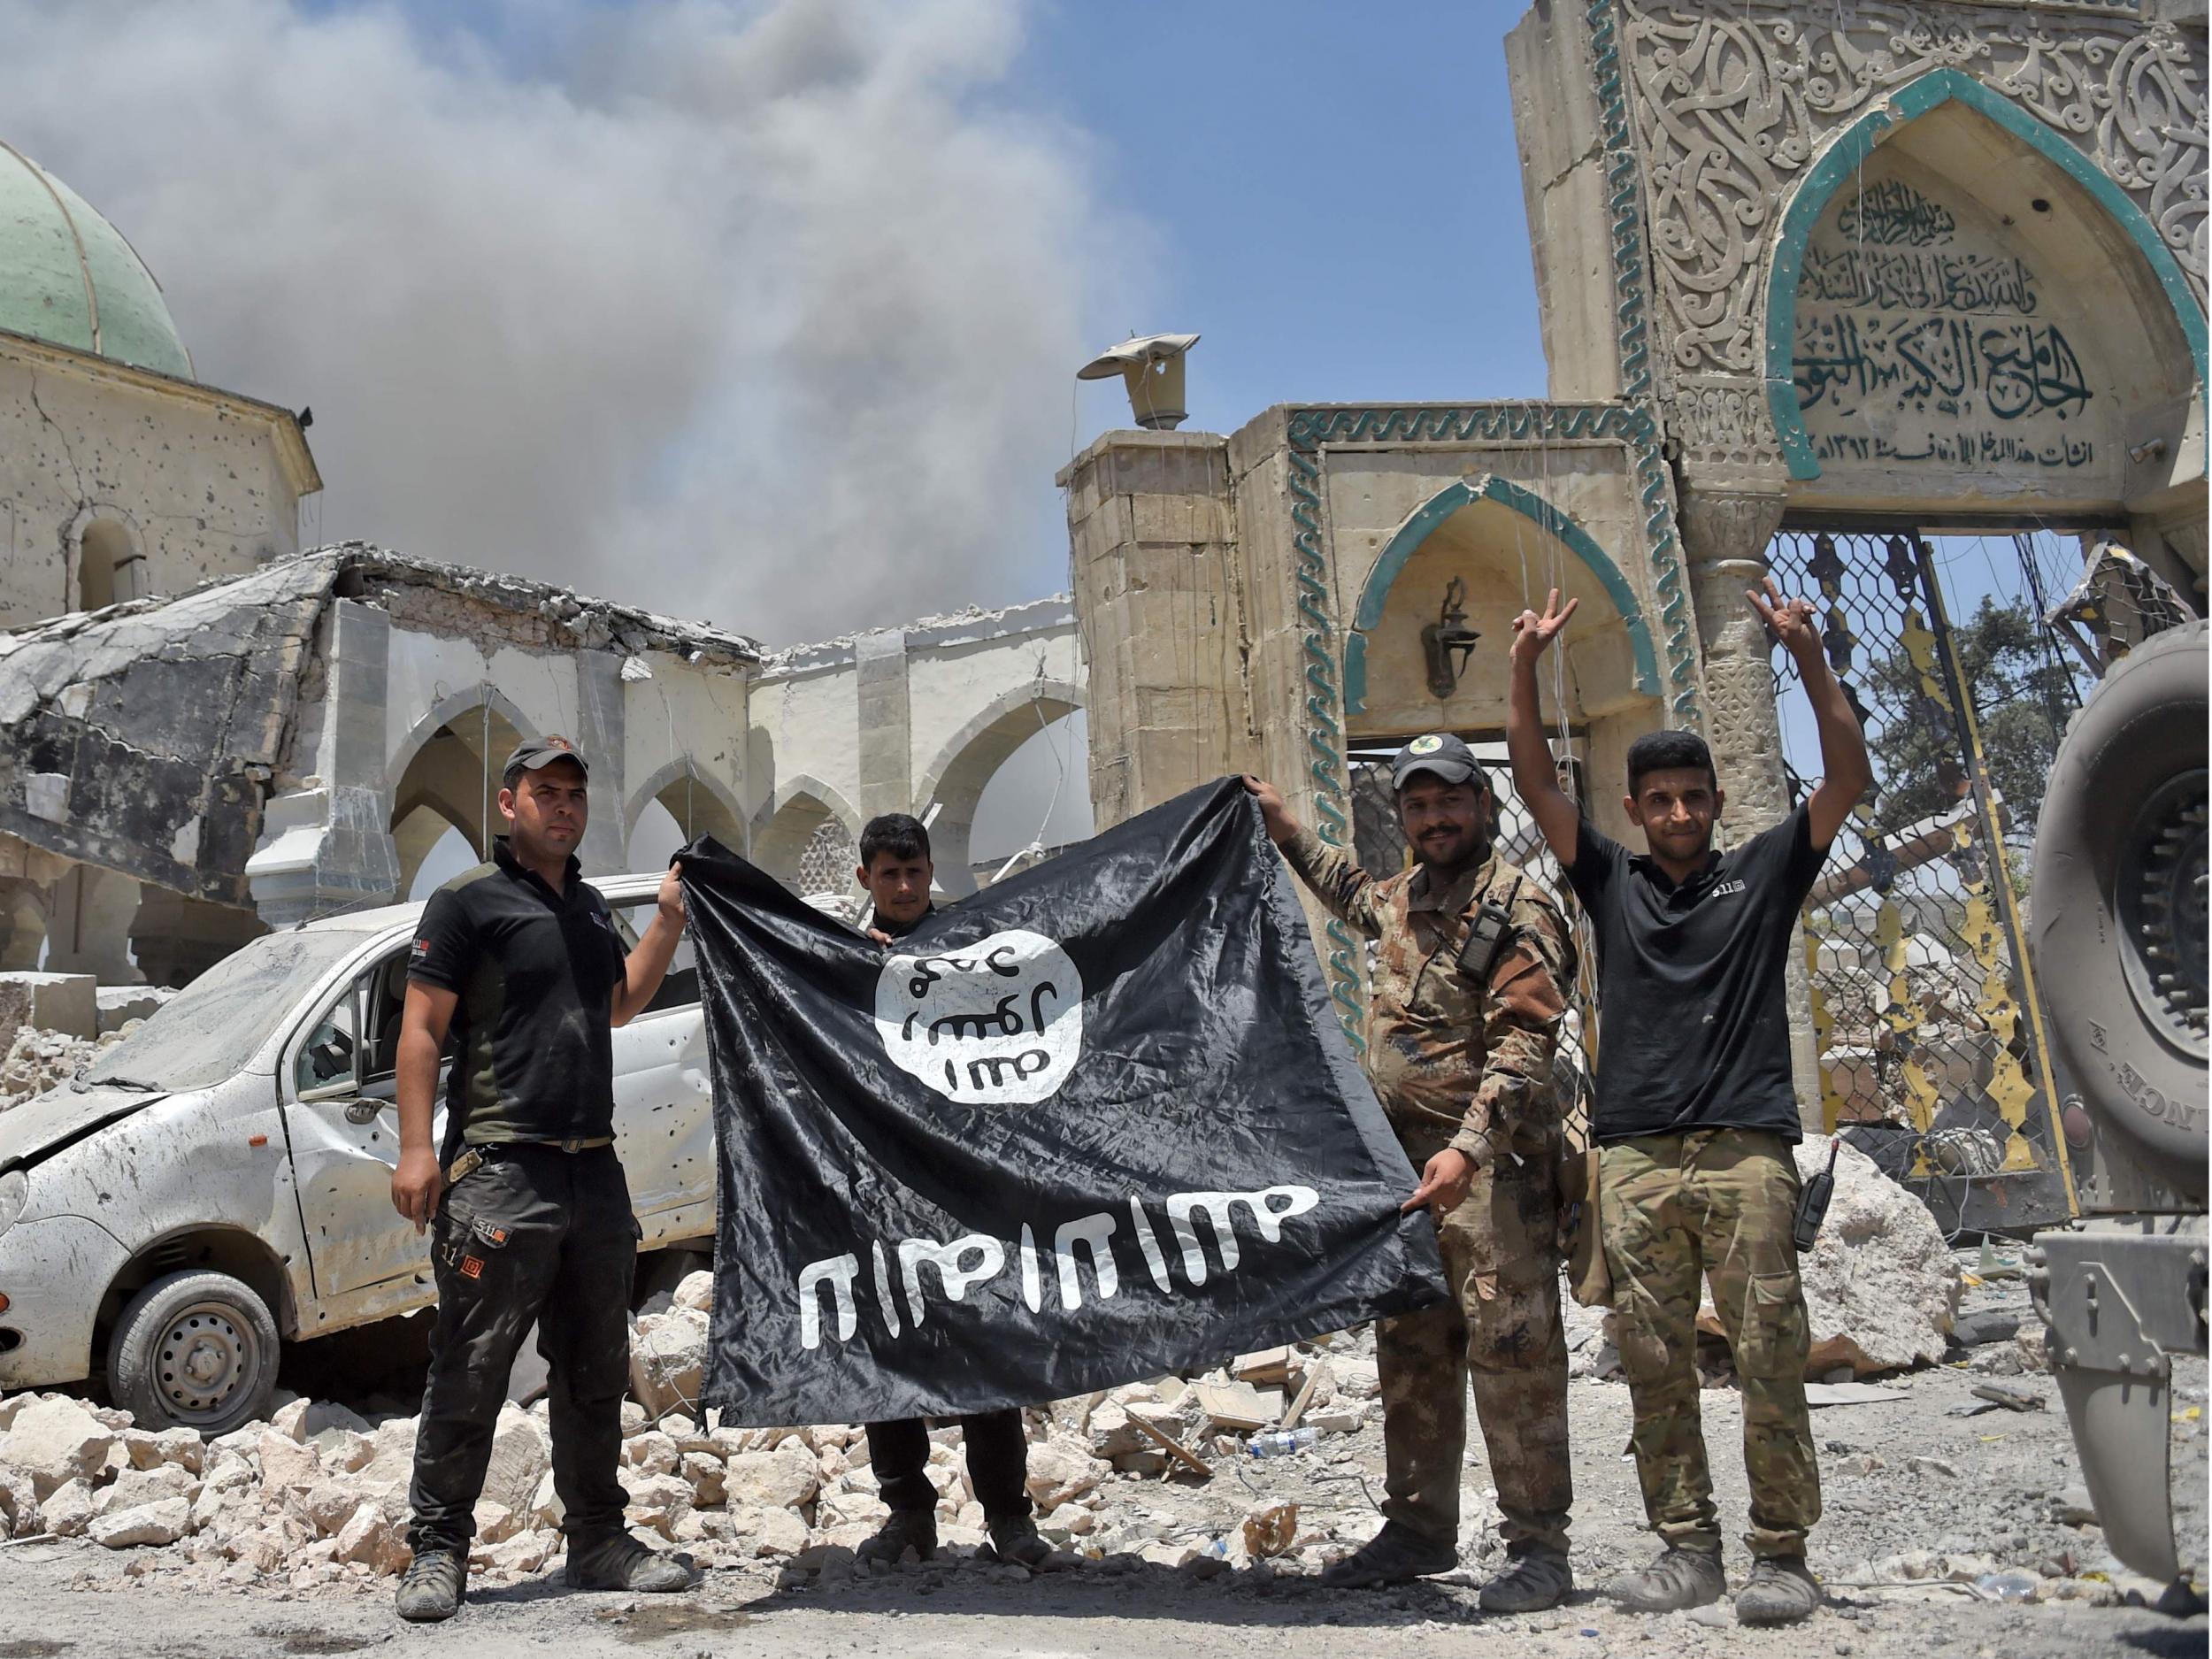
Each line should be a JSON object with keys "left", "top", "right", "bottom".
{"left": 680, "top": 779, "right": 1446, "bottom": 1425}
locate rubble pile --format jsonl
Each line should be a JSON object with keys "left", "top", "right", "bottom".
{"left": 0, "top": 1025, "right": 113, "bottom": 1111}
{"left": 0, "top": 1273, "right": 1392, "bottom": 1593}
{"left": 1786, "top": 1138, "right": 1961, "bottom": 1376}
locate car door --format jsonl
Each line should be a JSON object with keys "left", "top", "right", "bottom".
{"left": 607, "top": 900, "right": 715, "bottom": 1246}
{"left": 282, "top": 944, "right": 442, "bottom": 1317}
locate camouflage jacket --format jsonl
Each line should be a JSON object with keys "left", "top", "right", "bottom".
{"left": 1284, "top": 826, "right": 1574, "bottom": 1167}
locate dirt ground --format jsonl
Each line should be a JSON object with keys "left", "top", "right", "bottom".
{"left": 2, "top": 1270, "right": 2202, "bottom": 1659}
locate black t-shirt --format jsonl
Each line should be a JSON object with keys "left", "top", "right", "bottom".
{"left": 408, "top": 839, "right": 629, "bottom": 1160}
{"left": 1566, "top": 804, "right": 1830, "bottom": 1143}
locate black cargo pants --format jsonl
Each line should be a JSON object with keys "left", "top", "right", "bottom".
{"left": 406, "top": 1144, "right": 638, "bottom": 1556}
{"left": 866, "top": 1410, "right": 1030, "bottom": 1518}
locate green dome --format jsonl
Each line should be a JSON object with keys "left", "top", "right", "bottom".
{"left": 0, "top": 140, "right": 191, "bottom": 379}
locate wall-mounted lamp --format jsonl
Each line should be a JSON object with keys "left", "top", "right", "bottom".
{"left": 1077, "top": 333, "right": 1200, "bottom": 430}
{"left": 1423, "top": 576, "right": 1481, "bottom": 700}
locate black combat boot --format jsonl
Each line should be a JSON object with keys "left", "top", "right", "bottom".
{"left": 856, "top": 1508, "right": 938, "bottom": 1564}
{"left": 564, "top": 1531, "right": 695, "bottom": 1593}
{"left": 1318, "top": 1521, "right": 1459, "bottom": 1588}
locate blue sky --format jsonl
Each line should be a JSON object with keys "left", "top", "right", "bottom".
{"left": 1026, "top": 0, "right": 1552, "bottom": 436}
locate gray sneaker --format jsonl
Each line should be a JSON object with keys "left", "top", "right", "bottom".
{"left": 1603, "top": 1545, "right": 1725, "bottom": 1613}
{"left": 1478, "top": 1546, "right": 1574, "bottom": 1613}
{"left": 564, "top": 1531, "right": 695, "bottom": 1594}
{"left": 395, "top": 1548, "right": 465, "bottom": 1623}
{"left": 857, "top": 1509, "right": 939, "bottom": 1565}
{"left": 1736, "top": 1555, "right": 1821, "bottom": 1624}
{"left": 1318, "top": 1521, "right": 1459, "bottom": 1589}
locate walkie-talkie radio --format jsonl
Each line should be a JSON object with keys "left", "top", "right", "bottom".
{"left": 1456, "top": 876, "right": 1525, "bottom": 981}
{"left": 1793, "top": 1138, "right": 1840, "bottom": 1253}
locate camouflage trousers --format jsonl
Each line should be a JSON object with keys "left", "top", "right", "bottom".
{"left": 1377, "top": 1131, "right": 1571, "bottom": 1555}
{"left": 1599, "top": 1128, "right": 1820, "bottom": 1559}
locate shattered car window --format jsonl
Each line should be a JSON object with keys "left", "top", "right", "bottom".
{"left": 86, "top": 932, "right": 370, "bottom": 1092}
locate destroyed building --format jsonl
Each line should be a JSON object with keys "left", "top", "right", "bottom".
{"left": 0, "top": 548, "right": 1081, "bottom": 983}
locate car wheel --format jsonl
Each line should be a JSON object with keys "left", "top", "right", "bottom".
{"left": 105, "top": 1270, "right": 280, "bottom": 1434}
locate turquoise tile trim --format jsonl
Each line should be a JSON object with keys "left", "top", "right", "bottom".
{"left": 1342, "top": 473, "right": 1662, "bottom": 715}
{"left": 1583, "top": 0, "right": 1702, "bottom": 726}
{"left": 1286, "top": 401, "right": 1662, "bottom": 1045}
{"left": 1764, "top": 67, "right": 2210, "bottom": 482}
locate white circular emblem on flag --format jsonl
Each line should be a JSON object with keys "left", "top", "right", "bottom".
{"left": 875, "top": 928, "right": 1084, "bottom": 1105}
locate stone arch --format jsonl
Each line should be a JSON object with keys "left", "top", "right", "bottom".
{"left": 914, "top": 679, "right": 1086, "bottom": 896}
{"left": 391, "top": 796, "right": 479, "bottom": 895}
{"left": 1343, "top": 473, "right": 1660, "bottom": 716}
{"left": 1763, "top": 67, "right": 2208, "bottom": 483}
{"left": 623, "top": 758, "right": 747, "bottom": 862}
{"left": 386, "top": 689, "right": 535, "bottom": 869}
{"left": 750, "top": 774, "right": 863, "bottom": 890}
{"left": 385, "top": 685, "right": 541, "bottom": 805}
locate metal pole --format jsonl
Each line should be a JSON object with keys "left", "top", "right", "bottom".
{"left": 1913, "top": 539, "right": 2080, "bottom": 1217}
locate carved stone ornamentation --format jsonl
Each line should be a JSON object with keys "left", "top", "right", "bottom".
{"left": 1678, "top": 489, "right": 1793, "bottom": 833}
{"left": 1664, "top": 376, "right": 1787, "bottom": 482}
{"left": 1621, "top": 1, "right": 2208, "bottom": 376}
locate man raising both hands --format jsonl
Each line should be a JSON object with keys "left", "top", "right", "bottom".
{"left": 1504, "top": 581, "right": 1870, "bottom": 1626}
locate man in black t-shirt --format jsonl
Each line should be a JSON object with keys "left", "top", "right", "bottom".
{"left": 1505, "top": 581, "right": 1870, "bottom": 1628}
{"left": 388, "top": 736, "right": 695, "bottom": 1623}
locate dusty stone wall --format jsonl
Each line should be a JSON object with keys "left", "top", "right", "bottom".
{"left": 748, "top": 598, "right": 1084, "bottom": 893}
{"left": 0, "top": 334, "right": 313, "bottom": 632}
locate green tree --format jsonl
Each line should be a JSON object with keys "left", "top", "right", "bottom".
{"left": 1863, "top": 595, "right": 2083, "bottom": 844}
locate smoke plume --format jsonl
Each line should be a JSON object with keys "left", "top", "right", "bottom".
{"left": 0, "top": 0, "right": 1145, "bottom": 643}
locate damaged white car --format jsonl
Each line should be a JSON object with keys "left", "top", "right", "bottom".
{"left": 0, "top": 875, "right": 715, "bottom": 1432}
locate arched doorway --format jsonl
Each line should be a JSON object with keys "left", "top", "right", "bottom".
{"left": 914, "top": 680, "right": 1087, "bottom": 896}
{"left": 1751, "top": 70, "right": 2206, "bottom": 1222}
{"left": 387, "top": 696, "right": 528, "bottom": 890}
{"left": 751, "top": 777, "right": 863, "bottom": 897}
{"left": 1766, "top": 70, "right": 2205, "bottom": 594}
{"left": 1345, "top": 472, "right": 1661, "bottom": 852}
{"left": 625, "top": 762, "right": 747, "bottom": 874}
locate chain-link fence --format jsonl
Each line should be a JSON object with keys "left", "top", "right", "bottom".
{"left": 1765, "top": 529, "right": 2087, "bottom": 1229}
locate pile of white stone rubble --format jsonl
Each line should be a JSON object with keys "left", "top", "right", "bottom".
{"left": 0, "top": 972, "right": 173, "bottom": 1112}
{"left": 0, "top": 1025, "right": 106, "bottom": 1110}
{"left": 0, "top": 1272, "right": 1387, "bottom": 1594}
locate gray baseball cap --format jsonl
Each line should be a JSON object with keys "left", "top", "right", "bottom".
{"left": 1389, "top": 733, "right": 1489, "bottom": 793}
{"left": 503, "top": 734, "right": 589, "bottom": 779}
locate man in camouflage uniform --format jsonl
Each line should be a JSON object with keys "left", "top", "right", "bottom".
{"left": 1245, "top": 736, "right": 1576, "bottom": 1613}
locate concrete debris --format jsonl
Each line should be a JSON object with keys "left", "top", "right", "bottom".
{"left": 628, "top": 1310, "right": 708, "bottom": 1420}
{"left": 0, "top": 1329, "right": 1386, "bottom": 1586}
{"left": 0, "top": 1024, "right": 119, "bottom": 1112}
{"left": 0, "top": 972, "right": 96, "bottom": 1046}
{"left": 0, "top": 1261, "right": 2175, "bottom": 1627}
{"left": 0, "top": 544, "right": 762, "bottom": 920}
{"left": 94, "top": 986, "right": 176, "bottom": 1034}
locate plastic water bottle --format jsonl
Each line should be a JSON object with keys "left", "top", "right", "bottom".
{"left": 1248, "top": 1428, "right": 1318, "bottom": 1458}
